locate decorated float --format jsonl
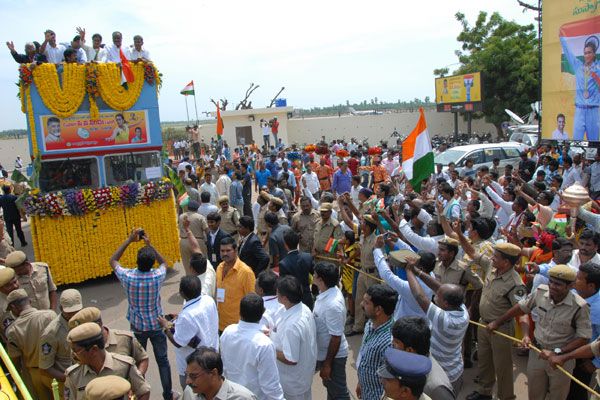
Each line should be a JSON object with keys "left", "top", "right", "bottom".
{"left": 18, "top": 61, "right": 179, "bottom": 284}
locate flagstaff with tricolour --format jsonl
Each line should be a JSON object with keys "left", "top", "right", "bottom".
{"left": 401, "top": 107, "right": 434, "bottom": 193}
{"left": 180, "top": 81, "right": 195, "bottom": 125}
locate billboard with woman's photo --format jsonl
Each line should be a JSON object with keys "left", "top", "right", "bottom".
{"left": 542, "top": 3, "right": 600, "bottom": 142}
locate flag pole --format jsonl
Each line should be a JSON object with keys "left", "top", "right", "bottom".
{"left": 184, "top": 95, "right": 190, "bottom": 125}
{"left": 192, "top": 81, "right": 200, "bottom": 125}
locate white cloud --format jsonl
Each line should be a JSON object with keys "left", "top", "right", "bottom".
{"left": 0, "top": 0, "right": 537, "bottom": 130}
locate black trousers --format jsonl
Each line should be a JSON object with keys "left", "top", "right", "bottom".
{"left": 5, "top": 218, "right": 25, "bottom": 246}
{"left": 567, "top": 358, "right": 594, "bottom": 400}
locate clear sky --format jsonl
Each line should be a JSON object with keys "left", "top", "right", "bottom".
{"left": 0, "top": 0, "right": 537, "bottom": 131}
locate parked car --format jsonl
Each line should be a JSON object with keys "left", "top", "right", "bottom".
{"left": 508, "top": 125, "right": 539, "bottom": 149}
{"left": 434, "top": 142, "right": 523, "bottom": 173}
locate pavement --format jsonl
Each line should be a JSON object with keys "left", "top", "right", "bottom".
{"left": 14, "top": 218, "right": 530, "bottom": 400}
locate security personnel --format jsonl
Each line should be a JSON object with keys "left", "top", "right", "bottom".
{"left": 68, "top": 306, "right": 149, "bottom": 374}
{"left": 255, "top": 191, "right": 271, "bottom": 238}
{"left": 268, "top": 196, "right": 288, "bottom": 225}
{"left": 178, "top": 200, "right": 209, "bottom": 275}
{"left": 349, "top": 214, "right": 379, "bottom": 335}
{"left": 39, "top": 289, "right": 83, "bottom": 389}
{"left": 5, "top": 289, "right": 56, "bottom": 400}
{"left": 377, "top": 347, "right": 433, "bottom": 400}
{"left": 5, "top": 250, "right": 57, "bottom": 310}
{"left": 0, "top": 267, "right": 19, "bottom": 340}
{"left": 487, "top": 264, "right": 591, "bottom": 400}
{"left": 312, "top": 203, "right": 343, "bottom": 258}
{"left": 64, "top": 322, "right": 150, "bottom": 400}
{"left": 85, "top": 376, "right": 131, "bottom": 400}
{"left": 433, "top": 237, "right": 483, "bottom": 290}
{"left": 218, "top": 195, "right": 240, "bottom": 238}
{"left": 457, "top": 240, "right": 526, "bottom": 400}
{"left": 291, "top": 196, "right": 321, "bottom": 252}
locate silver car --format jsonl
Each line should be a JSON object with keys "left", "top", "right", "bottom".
{"left": 434, "top": 142, "right": 524, "bottom": 172}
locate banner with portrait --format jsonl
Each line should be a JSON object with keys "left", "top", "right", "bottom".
{"left": 542, "top": 3, "right": 600, "bottom": 141}
{"left": 40, "top": 110, "right": 150, "bottom": 152}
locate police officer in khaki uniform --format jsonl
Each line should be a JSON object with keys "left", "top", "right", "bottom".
{"left": 85, "top": 375, "right": 131, "bottom": 400}
{"left": 218, "top": 195, "right": 240, "bottom": 239}
{"left": 39, "top": 289, "right": 83, "bottom": 390}
{"left": 178, "top": 200, "right": 209, "bottom": 275}
{"left": 0, "top": 267, "right": 19, "bottom": 341}
{"left": 255, "top": 191, "right": 271, "bottom": 238}
{"left": 349, "top": 214, "right": 380, "bottom": 335}
{"left": 268, "top": 196, "right": 288, "bottom": 226}
{"left": 456, "top": 233, "right": 526, "bottom": 400}
{"left": 291, "top": 196, "right": 321, "bottom": 253}
{"left": 312, "top": 203, "right": 343, "bottom": 258}
{"left": 433, "top": 237, "right": 483, "bottom": 290}
{"left": 5, "top": 250, "right": 57, "bottom": 310}
{"left": 5, "top": 289, "right": 56, "bottom": 400}
{"left": 488, "top": 264, "right": 592, "bottom": 400}
{"left": 64, "top": 322, "right": 150, "bottom": 400}
{"left": 68, "top": 306, "right": 149, "bottom": 374}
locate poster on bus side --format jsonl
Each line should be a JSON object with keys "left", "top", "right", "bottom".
{"left": 41, "top": 110, "right": 150, "bottom": 152}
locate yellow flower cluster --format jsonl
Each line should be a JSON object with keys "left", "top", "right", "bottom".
{"left": 30, "top": 195, "right": 180, "bottom": 285}
{"left": 25, "top": 87, "right": 39, "bottom": 157}
{"left": 96, "top": 63, "right": 145, "bottom": 111}
{"left": 32, "top": 63, "right": 86, "bottom": 118}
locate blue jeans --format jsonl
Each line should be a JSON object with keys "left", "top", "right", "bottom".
{"left": 574, "top": 105, "right": 599, "bottom": 141}
{"left": 133, "top": 328, "right": 173, "bottom": 400}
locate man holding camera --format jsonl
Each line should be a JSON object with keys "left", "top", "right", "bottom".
{"left": 109, "top": 228, "right": 174, "bottom": 400}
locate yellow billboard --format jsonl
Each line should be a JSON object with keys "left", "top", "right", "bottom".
{"left": 435, "top": 72, "right": 482, "bottom": 105}
{"left": 542, "top": 3, "right": 600, "bottom": 141}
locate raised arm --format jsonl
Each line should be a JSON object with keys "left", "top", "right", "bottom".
{"left": 109, "top": 229, "right": 140, "bottom": 270}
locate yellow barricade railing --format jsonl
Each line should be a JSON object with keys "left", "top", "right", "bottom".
{"left": 0, "top": 341, "right": 32, "bottom": 400}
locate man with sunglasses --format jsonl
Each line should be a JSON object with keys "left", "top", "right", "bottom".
{"left": 64, "top": 322, "right": 150, "bottom": 400}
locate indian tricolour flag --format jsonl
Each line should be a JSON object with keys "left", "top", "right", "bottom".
{"left": 401, "top": 108, "right": 434, "bottom": 193}
{"left": 559, "top": 15, "right": 600, "bottom": 75}
{"left": 180, "top": 81, "right": 195, "bottom": 96}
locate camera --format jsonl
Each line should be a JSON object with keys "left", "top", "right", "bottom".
{"left": 138, "top": 229, "right": 145, "bottom": 240}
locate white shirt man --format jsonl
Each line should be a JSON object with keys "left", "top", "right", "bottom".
{"left": 569, "top": 249, "right": 600, "bottom": 270}
{"left": 105, "top": 43, "right": 125, "bottom": 63}
{"left": 198, "top": 261, "right": 216, "bottom": 300}
{"left": 271, "top": 294, "right": 317, "bottom": 400}
{"left": 562, "top": 164, "right": 583, "bottom": 189}
{"left": 215, "top": 173, "right": 232, "bottom": 198}
{"left": 301, "top": 170, "right": 320, "bottom": 195}
{"left": 199, "top": 201, "right": 218, "bottom": 217}
{"left": 83, "top": 43, "right": 107, "bottom": 63}
{"left": 44, "top": 43, "right": 66, "bottom": 64}
{"left": 128, "top": 47, "right": 151, "bottom": 61}
{"left": 220, "top": 297, "right": 284, "bottom": 400}
{"left": 200, "top": 181, "right": 219, "bottom": 205}
{"left": 173, "top": 293, "right": 219, "bottom": 382}
{"left": 260, "top": 294, "right": 284, "bottom": 332}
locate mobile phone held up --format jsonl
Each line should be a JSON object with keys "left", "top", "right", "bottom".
{"left": 138, "top": 229, "right": 145, "bottom": 240}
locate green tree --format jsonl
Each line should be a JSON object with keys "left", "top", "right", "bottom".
{"left": 442, "top": 11, "right": 539, "bottom": 138}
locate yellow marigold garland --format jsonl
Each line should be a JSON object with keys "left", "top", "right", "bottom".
{"left": 20, "top": 84, "right": 25, "bottom": 113}
{"left": 26, "top": 87, "right": 39, "bottom": 157}
{"left": 31, "top": 194, "right": 180, "bottom": 285}
{"left": 96, "top": 63, "right": 145, "bottom": 111}
{"left": 32, "top": 63, "right": 86, "bottom": 118}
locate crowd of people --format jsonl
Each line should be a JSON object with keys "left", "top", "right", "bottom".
{"left": 1, "top": 135, "right": 600, "bottom": 400}
{"left": 6, "top": 27, "right": 150, "bottom": 64}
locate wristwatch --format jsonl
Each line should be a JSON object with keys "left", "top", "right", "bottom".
{"left": 553, "top": 348, "right": 562, "bottom": 355}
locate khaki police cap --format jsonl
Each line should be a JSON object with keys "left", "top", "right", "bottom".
{"left": 69, "top": 307, "right": 101, "bottom": 330}
{"left": 85, "top": 376, "right": 131, "bottom": 400}
{"left": 218, "top": 195, "right": 229, "bottom": 204}
{"left": 389, "top": 250, "right": 420, "bottom": 264}
{"left": 494, "top": 242, "right": 521, "bottom": 257}
{"left": 67, "top": 322, "right": 102, "bottom": 343}
{"left": 6, "top": 289, "right": 28, "bottom": 310}
{"left": 0, "top": 268, "right": 15, "bottom": 287}
{"left": 319, "top": 203, "right": 333, "bottom": 212}
{"left": 549, "top": 264, "right": 577, "bottom": 282}
{"left": 5, "top": 251, "right": 26, "bottom": 268}
{"left": 60, "top": 289, "right": 83, "bottom": 313}
{"left": 270, "top": 197, "right": 284, "bottom": 206}
{"left": 439, "top": 236, "right": 460, "bottom": 247}
{"left": 259, "top": 191, "right": 271, "bottom": 202}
